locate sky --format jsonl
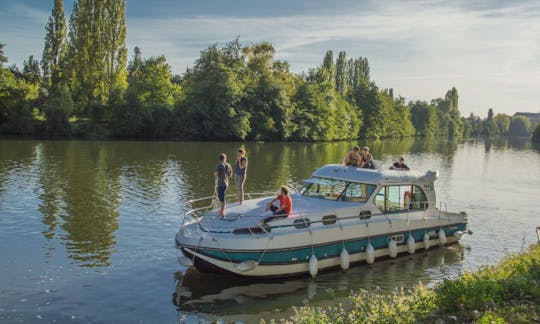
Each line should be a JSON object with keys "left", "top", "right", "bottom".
{"left": 1, "top": 0, "right": 539, "bottom": 117}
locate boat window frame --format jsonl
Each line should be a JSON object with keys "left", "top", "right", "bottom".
{"left": 299, "top": 177, "right": 348, "bottom": 201}
{"left": 374, "top": 184, "right": 430, "bottom": 213}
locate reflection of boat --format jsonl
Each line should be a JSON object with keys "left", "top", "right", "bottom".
{"left": 175, "top": 164, "right": 471, "bottom": 277}
{"left": 172, "top": 245, "right": 467, "bottom": 321}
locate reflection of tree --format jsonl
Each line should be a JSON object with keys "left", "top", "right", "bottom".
{"left": 58, "top": 141, "right": 122, "bottom": 267}
{"left": 37, "top": 142, "right": 66, "bottom": 240}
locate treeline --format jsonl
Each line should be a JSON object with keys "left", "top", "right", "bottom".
{"left": 0, "top": 0, "right": 486, "bottom": 141}
{"left": 466, "top": 108, "right": 539, "bottom": 139}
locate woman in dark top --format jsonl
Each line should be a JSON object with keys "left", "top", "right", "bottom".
{"left": 234, "top": 148, "right": 248, "bottom": 204}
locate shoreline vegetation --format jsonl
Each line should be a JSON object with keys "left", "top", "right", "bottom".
{"left": 1, "top": 0, "right": 537, "bottom": 142}
{"left": 266, "top": 244, "right": 540, "bottom": 324}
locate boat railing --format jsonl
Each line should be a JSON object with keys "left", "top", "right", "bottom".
{"left": 181, "top": 205, "right": 459, "bottom": 235}
{"left": 184, "top": 192, "right": 276, "bottom": 217}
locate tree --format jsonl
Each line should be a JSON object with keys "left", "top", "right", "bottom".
{"left": 43, "top": 84, "right": 73, "bottom": 135}
{"left": 508, "top": 116, "right": 531, "bottom": 137}
{"left": 0, "top": 43, "right": 7, "bottom": 66}
{"left": 66, "top": 0, "right": 127, "bottom": 113}
{"left": 532, "top": 123, "right": 540, "bottom": 143}
{"left": 42, "top": 0, "right": 67, "bottom": 90}
{"left": 180, "top": 42, "right": 249, "bottom": 140}
{"left": 22, "top": 55, "right": 41, "bottom": 84}
{"left": 335, "top": 51, "right": 347, "bottom": 95}
{"left": 241, "top": 42, "right": 293, "bottom": 140}
{"left": 410, "top": 100, "right": 438, "bottom": 136}
{"left": 493, "top": 113, "right": 510, "bottom": 135}
{"left": 103, "top": 0, "right": 128, "bottom": 97}
{"left": 111, "top": 49, "right": 180, "bottom": 137}
{"left": 482, "top": 108, "right": 498, "bottom": 137}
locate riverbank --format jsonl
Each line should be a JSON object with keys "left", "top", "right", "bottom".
{"left": 275, "top": 244, "right": 540, "bottom": 323}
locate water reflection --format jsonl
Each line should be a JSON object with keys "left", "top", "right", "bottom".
{"left": 172, "top": 245, "right": 466, "bottom": 321}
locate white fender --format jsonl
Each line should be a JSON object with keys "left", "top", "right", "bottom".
{"left": 454, "top": 231, "right": 464, "bottom": 239}
{"left": 235, "top": 260, "right": 259, "bottom": 272}
{"left": 423, "top": 233, "right": 430, "bottom": 250}
{"left": 439, "top": 228, "right": 447, "bottom": 246}
{"left": 340, "top": 248, "right": 350, "bottom": 270}
{"left": 366, "top": 242, "right": 375, "bottom": 264}
{"left": 309, "top": 254, "right": 318, "bottom": 278}
{"left": 388, "top": 238, "right": 398, "bottom": 258}
{"left": 407, "top": 234, "right": 416, "bottom": 254}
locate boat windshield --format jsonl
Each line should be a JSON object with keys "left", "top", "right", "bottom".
{"left": 300, "top": 177, "right": 376, "bottom": 202}
{"left": 300, "top": 178, "right": 347, "bottom": 200}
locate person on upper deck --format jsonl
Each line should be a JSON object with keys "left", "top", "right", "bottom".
{"left": 361, "top": 153, "right": 375, "bottom": 169}
{"left": 359, "top": 146, "right": 371, "bottom": 167}
{"left": 343, "top": 146, "right": 361, "bottom": 167}
{"left": 390, "top": 156, "right": 410, "bottom": 171}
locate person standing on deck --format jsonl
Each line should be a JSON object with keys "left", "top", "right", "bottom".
{"left": 214, "top": 153, "right": 232, "bottom": 216}
{"left": 235, "top": 148, "right": 248, "bottom": 204}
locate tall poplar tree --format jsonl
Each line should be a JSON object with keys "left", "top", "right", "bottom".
{"left": 335, "top": 51, "right": 347, "bottom": 95}
{"left": 42, "top": 0, "right": 67, "bottom": 91}
{"left": 66, "top": 0, "right": 127, "bottom": 114}
{"left": 103, "top": 0, "right": 127, "bottom": 97}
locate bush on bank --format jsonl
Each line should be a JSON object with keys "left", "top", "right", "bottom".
{"left": 267, "top": 244, "right": 540, "bottom": 323}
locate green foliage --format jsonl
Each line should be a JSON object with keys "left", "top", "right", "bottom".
{"left": 494, "top": 113, "right": 511, "bottom": 135}
{"left": 0, "top": 67, "right": 40, "bottom": 135}
{"left": 42, "top": 0, "right": 68, "bottom": 90}
{"left": 181, "top": 41, "right": 249, "bottom": 140}
{"left": 0, "top": 43, "right": 7, "bottom": 66}
{"left": 290, "top": 285, "right": 436, "bottom": 323}
{"left": 508, "top": 116, "right": 532, "bottom": 137}
{"left": 285, "top": 245, "right": 540, "bottom": 323}
{"left": 43, "top": 84, "right": 73, "bottom": 136}
{"left": 65, "top": 0, "right": 127, "bottom": 114}
{"left": 410, "top": 100, "right": 438, "bottom": 136}
{"left": 532, "top": 124, "right": 540, "bottom": 143}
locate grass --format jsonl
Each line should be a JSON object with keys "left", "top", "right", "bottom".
{"left": 266, "top": 244, "right": 540, "bottom": 323}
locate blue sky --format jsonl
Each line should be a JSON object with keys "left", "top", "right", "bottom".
{"left": 1, "top": 0, "right": 539, "bottom": 117}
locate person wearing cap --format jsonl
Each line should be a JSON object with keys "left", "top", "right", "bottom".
{"left": 343, "top": 146, "right": 362, "bottom": 166}
{"left": 390, "top": 156, "right": 410, "bottom": 171}
{"left": 234, "top": 148, "right": 248, "bottom": 204}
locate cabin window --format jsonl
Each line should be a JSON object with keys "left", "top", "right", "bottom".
{"left": 300, "top": 178, "right": 347, "bottom": 201}
{"left": 359, "top": 210, "right": 371, "bottom": 220}
{"left": 322, "top": 215, "right": 337, "bottom": 225}
{"left": 341, "top": 183, "right": 376, "bottom": 202}
{"left": 294, "top": 218, "right": 311, "bottom": 229}
{"left": 375, "top": 185, "right": 429, "bottom": 213}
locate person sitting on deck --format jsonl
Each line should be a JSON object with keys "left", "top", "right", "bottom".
{"left": 262, "top": 185, "right": 293, "bottom": 224}
{"left": 361, "top": 153, "right": 375, "bottom": 169}
{"left": 390, "top": 156, "right": 410, "bottom": 171}
{"left": 343, "top": 146, "right": 361, "bottom": 166}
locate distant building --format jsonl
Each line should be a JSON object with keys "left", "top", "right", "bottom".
{"left": 514, "top": 112, "right": 540, "bottom": 127}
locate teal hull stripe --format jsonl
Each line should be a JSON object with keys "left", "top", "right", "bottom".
{"left": 191, "top": 224, "right": 467, "bottom": 265}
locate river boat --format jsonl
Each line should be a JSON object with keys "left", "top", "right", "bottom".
{"left": 175, "top": 163, "right": 471, "bottom": 278}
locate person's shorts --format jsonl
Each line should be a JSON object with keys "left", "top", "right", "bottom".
{"left": 217, "top": 186, "right": 227, "bottom": 203}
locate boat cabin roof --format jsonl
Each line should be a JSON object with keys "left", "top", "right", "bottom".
{"left": 310, "top": 164, "right": 438, "bottom": 185}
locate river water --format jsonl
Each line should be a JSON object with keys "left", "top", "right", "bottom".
{"left": 0, "top": 138, "right": 539, "bottom": 323}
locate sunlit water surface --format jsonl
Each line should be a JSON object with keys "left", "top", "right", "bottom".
{"left": 0, "top": 138, "right": 539, "bottom": 323}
